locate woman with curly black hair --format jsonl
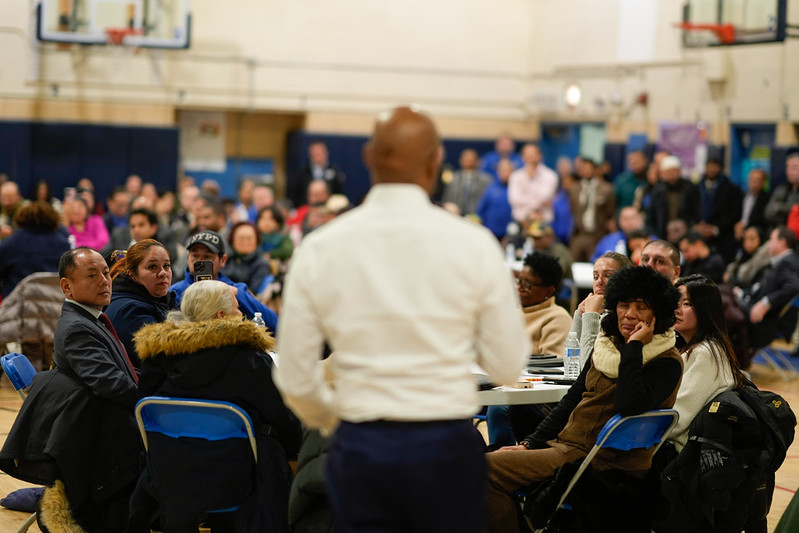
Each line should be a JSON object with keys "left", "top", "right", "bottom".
{"left": 486, "top": 266, "right": 683, "bottom": 533}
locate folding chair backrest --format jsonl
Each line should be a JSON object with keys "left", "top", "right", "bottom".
{"left": 596, "top": 410, "right": 680, "bottom": 452}
{"left": 1, "top": 353, "right": 38, "bottom": 399}
{"left": 533, "top": 409, "right": 679, "bottom": 533}
{"left": 135, "top": 396, "right": 258, "bottom": 462}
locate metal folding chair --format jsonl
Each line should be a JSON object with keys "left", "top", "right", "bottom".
{"left": 0, "top": 353, "right": 39, "bottom": 533}
{"left": 135, "top": 396, "right": 259, "bottom": 520}
{"left": 136, "top": 396, "right": 258, "bottom": 460}
{"left": 530, "top": 409, "right": 679, "bottom": 533}
{"left": 1, "top": 353, "right": 38, "bottom": 400}
{"left": 753, "top": 295, "right": 799, "bottom": 381}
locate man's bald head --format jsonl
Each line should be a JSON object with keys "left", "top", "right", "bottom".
{"left": 364, "top": 106, "right": 442, "bottom": 193}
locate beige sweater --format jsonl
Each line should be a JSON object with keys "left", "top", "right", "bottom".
{"left": 522, "top": 297, "right": 573, "bottom": 356}
{"left": 670, "top": 341, "right": 736, "bottom": 450}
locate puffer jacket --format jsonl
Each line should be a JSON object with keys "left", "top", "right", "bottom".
{"left": 0, "top": 272, "right": 63, "bottom": 369}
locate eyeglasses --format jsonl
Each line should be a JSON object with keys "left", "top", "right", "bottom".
{"left": 516, "top": 278, "right": 548, "bottom": 291}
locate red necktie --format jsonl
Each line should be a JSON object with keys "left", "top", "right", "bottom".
{"left": 99, "top": 313, "right": 139, "bottom": 383}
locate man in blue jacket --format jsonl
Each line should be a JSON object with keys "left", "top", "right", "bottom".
{"left": 170, "top": 231, "right": 278, "bottom": 333}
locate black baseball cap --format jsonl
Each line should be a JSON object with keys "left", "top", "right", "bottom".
{"left": 186, "top": 231, "right": 225, "bottom": 255}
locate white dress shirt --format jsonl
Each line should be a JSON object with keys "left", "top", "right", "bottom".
{"left": 275, "top": 183, "right": 529, "bottom": 431}
{"left": 507, "top": 164, "right": 559, "bottom": 223}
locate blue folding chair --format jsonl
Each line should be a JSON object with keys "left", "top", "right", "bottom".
{"left": 135, "top": 396, "right": 259, "bottom": 520}
{"left": 0, "top": 353, "right": 39, "bottom": 533}
{"left": 753, "top": 295, "right": 799, "bottom": 382}
{"left": 136, "top": 396, "right": 258, "bottom": 460}
{"left": 1, "top": 353, "right": 38, "bottom": 400}
{"left": 530, "top": 409, "right": 679, "bottom": 533}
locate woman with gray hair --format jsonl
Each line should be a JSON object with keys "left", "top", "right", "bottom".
{"left": 130, "top": 280, "right": 301, "bottom": 532}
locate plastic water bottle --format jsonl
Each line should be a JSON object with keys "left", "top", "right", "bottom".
{"left": 564, "top": 332, "right": 581, "bottom": 380}
{"left": 252, "top": 312, "right": 266, "bottom": 329}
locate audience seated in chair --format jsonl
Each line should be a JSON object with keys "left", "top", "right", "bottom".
{"left": 104, "top": 239, "right": 176, "bottom": 366}
{"left": 668, "top": 275, "right": 748, "bottom": 453}
{"left": 0, "top": 247, "right": 141, "bottom": 532}
{"left": 486, "top": 267, "right": 682, "bottom": 533}
{"left": 0, "top": 201, "right": 70, "bottom": 300}
{"left": 487, "top": 252, "right": 573, "bottom": 447}
{"left": 734, "top": 226, "right": 799, "bottom": 358}
{"left": 129, "top": 280, "right": 301, "bottom": 533}
{"left": 678, "top": 231, "right": 726, "bottom": 284}
{"left": 723, "top": 225, "right": 770, "bottom": 289}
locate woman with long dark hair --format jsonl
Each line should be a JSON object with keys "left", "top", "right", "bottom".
{"left": 105, "top": 239, "right": 175, "bottom": 366}
{"left": 670, "top": 274, "right": 747, "bottom": 450}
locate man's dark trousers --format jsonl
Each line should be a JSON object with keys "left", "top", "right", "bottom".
{"left": 326, "top": 419, "right": 486, "bottom": 532}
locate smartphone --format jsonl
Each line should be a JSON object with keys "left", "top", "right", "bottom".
{"left": 194, "top": 260, "right": 214, "bottom": 281}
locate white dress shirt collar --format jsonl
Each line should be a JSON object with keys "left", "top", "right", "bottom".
{"left": 65, "top": 298, "right": 103, "bottom": 319}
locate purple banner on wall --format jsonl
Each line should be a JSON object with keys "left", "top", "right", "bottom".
{"left": 658, "top": 122, "right": 709, "bottom": 176}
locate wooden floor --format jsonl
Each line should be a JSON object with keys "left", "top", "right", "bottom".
{"left": 0, "top": 361, "right": 798, "bottom": 532}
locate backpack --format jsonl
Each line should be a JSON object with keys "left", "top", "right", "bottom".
{"left": 738, "top": 382, "right": 796, "bottom": 472}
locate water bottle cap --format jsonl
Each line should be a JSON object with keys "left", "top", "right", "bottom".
{"left": 254, "top": 312, "right": 262, "bottom": 317}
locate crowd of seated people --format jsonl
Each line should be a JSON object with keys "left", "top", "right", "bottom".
{"left": 0, "top": 129, "right": 798, "bottom": 532}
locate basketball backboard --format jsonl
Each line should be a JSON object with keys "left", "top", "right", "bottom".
{"left": 36, "top": 0, "right": 191, "bottom": 49}
{"left": 680, "top": 0, "right": 786, "bottom": 47}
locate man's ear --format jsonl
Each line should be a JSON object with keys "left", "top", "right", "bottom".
{"left": 59, "top": 277, "right": 71, "bottom": 298}
{"left": 218, "top": 254, "right": 228, "bottom": 269}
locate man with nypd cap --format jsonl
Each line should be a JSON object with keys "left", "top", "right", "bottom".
{"left": 170, "top": 230, "right": 278, "bottom": 332}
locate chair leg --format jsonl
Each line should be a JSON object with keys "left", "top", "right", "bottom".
{"left": 17, "top": 512, "right": 36, "bottom": 533}
{"left": 757, "top": 348, "right": 798, "bottom": 382}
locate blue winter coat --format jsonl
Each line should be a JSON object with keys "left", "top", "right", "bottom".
{"left": 170, "top": 269, "right": 278, "bottom": 333}
{"left": 476, "top": 181, "right": 513, "bottom": 239}
{"left": 105, "top": 275, "right": 176, "bottom": 367}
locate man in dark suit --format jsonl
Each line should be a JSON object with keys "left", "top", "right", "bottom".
{"left": 0, "top": 247, "right": 141, "bottom": 531}
{"left": 736, "top": 226, "right": 799, "bottom": 353}
{"left": 288, "top": 141, "right": 347, "bottom": 208}
{"left": 692, "top": 157, "right": 743, "bottom": 263}
{"left": 737, "top": 167, "right": 771, "bottom": 237}
{"left": 646, "top": 156, "right": 700, "bottom": 239}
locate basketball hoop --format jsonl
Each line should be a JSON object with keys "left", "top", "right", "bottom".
{"left": 104, "top": 27, "right": 142, "bottom": 47}
{"left": 674, "top": 22, "right": 736, "bottom": 45}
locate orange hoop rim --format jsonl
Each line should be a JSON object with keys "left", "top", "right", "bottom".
{"left": 104, "top": 27, "right": 143, "bottom": 46}
{"left": 674, "top": 22, "right": 736, "bottom": 45}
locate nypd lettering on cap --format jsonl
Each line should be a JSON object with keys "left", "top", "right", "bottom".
{"left": 187, "top": 231, "right": 224, "bottom": 253}
{"left": 191, "top": 232, "right": 220, "bottom": 246}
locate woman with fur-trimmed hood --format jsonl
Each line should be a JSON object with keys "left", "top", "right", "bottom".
{"left": 129, "top": 280, "right": 301, "bottom": 533}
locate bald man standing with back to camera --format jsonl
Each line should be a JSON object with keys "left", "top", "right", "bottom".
{"left": 276, "top": 106, "right": 529, "bottom": 532}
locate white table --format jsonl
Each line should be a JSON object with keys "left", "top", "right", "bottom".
{"left": 478, "top": 383, "right": 570, "bottom": 406}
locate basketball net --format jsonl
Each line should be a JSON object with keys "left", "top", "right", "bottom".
{"left": 104, "top": 27, "right": 142, "bottom": 60}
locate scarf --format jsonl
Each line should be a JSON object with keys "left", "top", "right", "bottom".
{"left": 592, "top": 328, "right": 676, "bottom": 378}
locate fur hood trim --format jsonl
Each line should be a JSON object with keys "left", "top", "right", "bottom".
{"left": 134, "top": 317, "right": 275, "bottom": 360}
{"left": 38, "top": 480, "right": 87, "bottom": 533}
